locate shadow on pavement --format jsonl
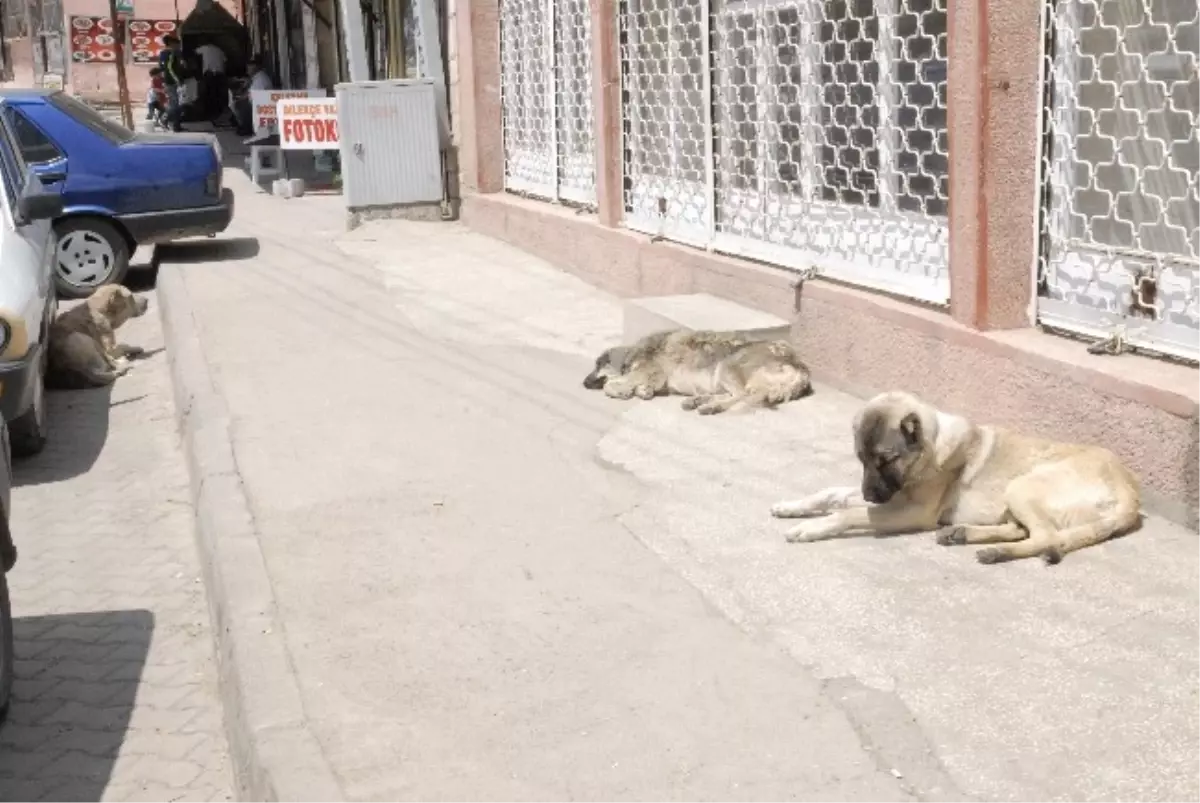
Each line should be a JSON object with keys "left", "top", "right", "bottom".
{"left": 155, "top": 237, "right": 261, "bottom": 264}
{"left": 13, "top": 387, "right": 114, "bottom": 488}
{"left": 0, "top": 609, "right": 154, "bottom": 801}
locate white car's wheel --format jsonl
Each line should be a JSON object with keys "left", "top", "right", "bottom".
{"left": 53, "top": 217, "right": 131, "bottom": 299}
{"left": 9, "top": 344, "right": 47, "bottom": 458}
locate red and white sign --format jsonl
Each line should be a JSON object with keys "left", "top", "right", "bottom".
{"left": 128, "top": 18, "right": 177, "bottom": 65}
{"left": 69, "top": 16, "right": 119, "bottom": 64}
{"left": 250, "top": 88, "right": 326, "bottom": 136}
{"left": 277, "top": 98, "right": 340, "bottom": 150}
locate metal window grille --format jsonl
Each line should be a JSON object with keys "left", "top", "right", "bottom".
{"left": 500, "top": 0, "right": 597, "bottom": 205}
{"left": 1038, "top": 0, "right": 1199, "bottom": 361}
{"left": 620, "top": 0, "right": 950, "bottom": 303}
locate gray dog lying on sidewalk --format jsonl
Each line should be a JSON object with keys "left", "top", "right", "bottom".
{"left": 583, "top": 329, "right": 812, "bottom": 415}
{"left": 47, "top": 285, "right": 150, "bottom": 389}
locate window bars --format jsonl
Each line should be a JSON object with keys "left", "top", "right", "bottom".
{"left": 500, "top": 0, "right": 598, "bottom": 205}
{"left": 620, "top": 0, "right": 951, "bottom": 303}
{"left": 1039, "top": 0, "right": 1199, "bottom": 361}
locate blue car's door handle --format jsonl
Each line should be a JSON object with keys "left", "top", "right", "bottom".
{"left": 33, "top": 158, "right": 67, "bottom": 185}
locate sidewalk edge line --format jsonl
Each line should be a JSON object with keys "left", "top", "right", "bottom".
{"left": 157, "top": 263, "right": 343, "bottom": 802}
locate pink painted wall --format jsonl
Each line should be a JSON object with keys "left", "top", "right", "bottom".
{"left": 0, "top": 38, "right": 36, "bottom": 89}
{"left": 62, "top": 0, "right": 240, "bottom": 102}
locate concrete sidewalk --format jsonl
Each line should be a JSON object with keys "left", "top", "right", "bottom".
{"left": 160, "top": 171, "right": 1198, "bottom": 802}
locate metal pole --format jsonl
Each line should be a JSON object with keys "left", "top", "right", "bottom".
{"left": 108, "top": 0, "right": 133, "bottom": 129}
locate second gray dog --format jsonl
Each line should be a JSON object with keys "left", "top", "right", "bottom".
{"left": 583, "top": 329, "right": 812, "bottom": 415}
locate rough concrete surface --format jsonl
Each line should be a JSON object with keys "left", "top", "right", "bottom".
{"left": 159, "top": 170, "right": 1199, "bottom": 802}
{"left": 0, "top": 292, "right": 232, "bottom": 802}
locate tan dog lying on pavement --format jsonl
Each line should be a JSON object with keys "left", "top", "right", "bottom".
{"left": 47, "top": 285, "right": 150, "bottom": 389}
{"left": 771, "top": 390, "right": 1141, "bottom": 564}
{"left": 583, "top": 329, "right": 812, "bottom": 415}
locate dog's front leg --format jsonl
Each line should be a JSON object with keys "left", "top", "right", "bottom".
{"left": 784, "top": 501, "right": 939, "bottom": 543}
{"left": 604, "top": 369, "right": 664, "bottom": 401}
{"left": 772, "top": 486, "right": 860, "bottom": 519}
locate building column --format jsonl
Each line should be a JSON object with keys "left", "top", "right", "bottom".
{"left": 337, "top": 0, "right": 370, "bottom": 80}
{"left": 947, "top": 0, "right": 1044, "bottom": 330}
{"left": 454, "top": 0, "right": 502, "bottom": 194}
{"left": 589, "top": 0, "right": 621, "bottom": 227}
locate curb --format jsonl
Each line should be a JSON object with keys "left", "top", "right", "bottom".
{"left": 157, "top": 264, "right": 343, "bottom": 802}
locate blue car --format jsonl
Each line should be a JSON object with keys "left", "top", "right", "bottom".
{"left": 0, "top": 89, "right": 234, "bottom": 298}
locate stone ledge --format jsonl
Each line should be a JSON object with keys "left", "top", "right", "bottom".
{"left": 624, "top": 293, "right": 791, "bottom": 343}
{"left": 460, "top": 191, "right": 1198, "bottom": 526}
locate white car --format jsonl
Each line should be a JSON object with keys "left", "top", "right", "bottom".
{"left": 0, "top": 108, "right": 65, "bottom": 457}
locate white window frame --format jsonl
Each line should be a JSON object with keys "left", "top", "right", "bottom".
{"left": 622, "top": 0, "right": 713, "bottom": 247}
{"left": 1036, "top": 0, "right": 1199, "bottom": 361}
{"left": 500, "top": 0, "right": 597, "bottom": 206}
{"left": 622, "top": 0, "right": 950, "bottom": 304}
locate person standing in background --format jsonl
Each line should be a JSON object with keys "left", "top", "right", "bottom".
{"left": 231, "top": 55, "right": 275, "bottom": 137}
{"left": 158, "top": 34, "right": 185, "bottom": 132}
{"left": 194, "top": 41, "right": 228, "bottom": 120}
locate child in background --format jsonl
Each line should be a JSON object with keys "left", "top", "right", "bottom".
{"left": 146, "top": 67, "right": 168, "bottom": 124}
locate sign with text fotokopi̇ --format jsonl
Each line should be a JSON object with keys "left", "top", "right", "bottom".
{"left": 277, "top": 98, "right": 340, "bottom": 150}
{"left": 250, "top": 88, "right": 327, "bottom": 137}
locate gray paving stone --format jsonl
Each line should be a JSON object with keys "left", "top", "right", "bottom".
{"left": 0, "top": 293, "right": 232, "bottom": 802}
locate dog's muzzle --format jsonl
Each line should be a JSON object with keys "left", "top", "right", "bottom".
{"left": 862, "top": 474, "right": 900, "bottom": 505}
{"left": 134, "top": 297, "right": 150, "bottom": 317}
{"left": 582, "top": 373, "right": 606, "bottom": 390}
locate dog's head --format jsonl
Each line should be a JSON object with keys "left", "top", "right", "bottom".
{"left": 582, "top": 345, "right": 631, "bottom": 390}
{"left": 852, "top": 392, "right": 941, "bottom": 505}
{"left": 91, "top": 285, "right": 149, "bottom": 328}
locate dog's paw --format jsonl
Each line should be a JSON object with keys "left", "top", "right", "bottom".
{"left": 697, "top": 404, "right": 723, "bottom": 416}
{"left": 771, "top": 501, "right": 805, "bottom": 519}
{"left": 680, "top": 397, "right": 702, "bottom": 411}
{"left": 634, "top": 385, "right": 656, "bottom": 401}
{"left": 785, "top": 517, "right": 836, "bottom": 543}
{"left": 935, "top": 526, "right": 966, "bottom": 546}
{"left": 975, "top": 547, "right": 1006, "bottom": 565}
{"left": 603, "top": 381, "right": 636, "bottom": 400}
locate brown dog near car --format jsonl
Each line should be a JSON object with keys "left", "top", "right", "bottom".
{"left": 46, "top": 285, "right": 149, "bottom": 389}
{"left": 583, "top": 329, "right": 812, "bottom": 415}
{"left": 770, "top": 390, "right": 1141, "bottom": 564}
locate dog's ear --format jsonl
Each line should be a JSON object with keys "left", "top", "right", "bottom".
{"left": 899, "top": 412, "right": 922, "bottom": 447}
{"left": 93, "top": 285, "right": 123, "bottom": 315}
{"left": 606, "top": 346, "right": 631, "bottom": 374}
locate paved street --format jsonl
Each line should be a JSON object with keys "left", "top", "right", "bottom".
{"left": 152, "top": 168, "right": 1197, "bottom": 801}
{"left": 0, "top": 289, "right": 232, "bottom": 802}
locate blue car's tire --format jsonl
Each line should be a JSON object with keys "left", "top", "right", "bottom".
{"left": 52, "top": 217, "right": 131, "bottom": 300}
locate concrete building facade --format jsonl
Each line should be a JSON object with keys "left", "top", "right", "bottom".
{"left": 448, "top": 0, "right": 1199, "bottom": 523}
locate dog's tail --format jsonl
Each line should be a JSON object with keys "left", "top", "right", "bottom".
{"left": 1043, "top": 470, "right": 1142, "bottom": 564}
{"left": 756, "top": 361, "right": 813, "bottom": 408}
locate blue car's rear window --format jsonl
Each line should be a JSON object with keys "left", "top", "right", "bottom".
{"left": 47, "top": 92, "right": 136, "bottom": 145}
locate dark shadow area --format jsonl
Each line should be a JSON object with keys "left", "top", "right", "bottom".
{"left": 124, "top": 265, "right": 160, "bottom": 293}
{"left": 12, "top": 386, "right": 114, "bottom": 488}
{"left": 0, "top": 609, "right": 154, "bottom": 802}
{"left": 154, "top": 237, "right": 261, "bottom": 265}
{"left": 123, "top": 246, "right": 160, "bottom": 291}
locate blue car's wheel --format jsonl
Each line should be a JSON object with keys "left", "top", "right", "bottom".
{"left": 52, "top": 217, "right": 131, "bottom": 300}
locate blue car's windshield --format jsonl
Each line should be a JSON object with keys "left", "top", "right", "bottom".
{"left": 47, "top": 92, "right": 136, "bottom": 145}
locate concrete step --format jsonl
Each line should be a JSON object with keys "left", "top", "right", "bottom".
{"left": 623, "top": 293, "right": 791, "bottom": 343}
